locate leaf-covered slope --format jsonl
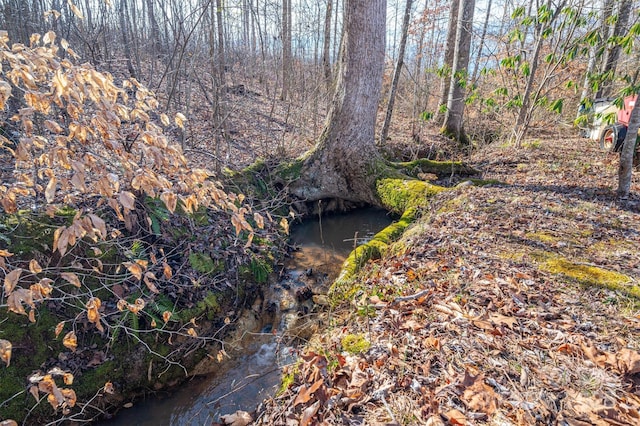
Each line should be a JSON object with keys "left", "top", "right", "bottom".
{"left": 255, "top": 136, "right": 640, "bottom": 425}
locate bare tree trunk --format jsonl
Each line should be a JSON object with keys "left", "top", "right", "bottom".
{"left": 215, "top": 0, "right": 226, "bottom": 86}
{"left": 434, "top": 0, "right": 459, "bottom": 123}
{"left": 441, "top": 0, "right": 474, "bottom": 144}
{"left": 322, "top": 0, "right": 333, "bottom": 88}
{"left": 146, "top": 0, "right": 163, "bottom": 55}
{"left": 118, "top": 0, "right": 137, "bottom": 78}
{"left": 617, "top": 99, "right": 639, "bottom": 197}
{"left": 596, "top": 0, "right": 632, "bottom": 98}
{"left": 380, "top": 0, "right": 413, "bottom": 146}
{"left": 471, "top": 0, "right": 492, "bottom": 83}
{"left": 281, "top": 0, "right": 292, "bottom": 101}
{"left": 292, "top": 0, "right": 386, "bottom": 205}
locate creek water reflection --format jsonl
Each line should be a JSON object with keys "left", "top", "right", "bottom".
{"left": 98, "top": 207, "right": 393, "bottom": 425}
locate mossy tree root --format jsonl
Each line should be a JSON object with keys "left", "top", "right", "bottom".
{"left": 329, "top": 178, "right": 447, "bottom": 302}
{"left": 392, "top": 158, "right": 480, "bottom": 178}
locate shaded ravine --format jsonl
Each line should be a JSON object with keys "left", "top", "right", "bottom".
{"left": 98, "top": 207, "right": 393, "bottom": 425}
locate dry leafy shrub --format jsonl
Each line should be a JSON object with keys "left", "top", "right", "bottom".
{"left": 0, "top": 30, "right": 270, "bottom": 421}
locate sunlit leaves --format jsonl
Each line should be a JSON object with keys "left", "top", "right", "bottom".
{"left": 124, "top": 261, "right": 143, "bottom": 280}
{"left": 0, "top": 81, "right": 11, "bottom": 110}
{"left": 160, "top": 191, "right": 177, "bottom": 214}
{"left": 30, "top": 369, "right": 77, "bottom": 414}
{"left": 62, "top": 331, "right": 77, "bottom": 351}
{"left": 54, "top": 321, "right": 65, "bottom": 338}
{"left": 0, "top": 339, "right": 12, "bottom": 366}
{"left": 3, "top": 268, "right": 22, "bottom": 295}
{"left": 86, "top": 297, "right": 103, "bottom": 332}
{"left": 280, "top": 217, "right": 289, "bottom": 235}
{"left": 119, "top": 191, "right": 136, "bottom": 210}
{"left": 45, "top": 176, "right": 57, "bottom": 203}
{"left": 29, "top": 259, "right": 43, "bottom": 274}
{"left": 60, "top": 272, "right": 81, "bottom": 288}
{"left": 175, "top": 112, "right": 187, "bottom": 129}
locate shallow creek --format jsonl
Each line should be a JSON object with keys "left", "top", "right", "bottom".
{"left": 99, "top": 207, "right": 393, "bottom": 425}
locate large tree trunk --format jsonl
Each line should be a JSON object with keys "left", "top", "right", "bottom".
{"left": 441, "top": 0, "right": 475, "bottom": 144}
{"left": 434, "top": 0, "right": 459, "bottom": 124}
{"left": 291, "top": 0, "right": 386, "bottom": 206}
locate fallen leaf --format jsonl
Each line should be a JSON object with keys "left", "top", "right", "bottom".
{"left": 616, "top": 348, "right": 640, "bottom": 376}
{"left": 300, "top": 400, "right": 320, "bottom": 426}
{"left": 220, "top": 410, "right": 252, "bottom": 426}
{"left": 461, "top": 372, "right": 499, "bottom": 416}
{"left": 294, "top": 378, "right": 324, "bottom": 406}
{"left": 445, "top": 409, "right": 467, "bottom": 425}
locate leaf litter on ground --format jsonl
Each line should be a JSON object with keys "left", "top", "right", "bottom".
{"left": 254, "top": 135, "right": 640, "bottom": 425}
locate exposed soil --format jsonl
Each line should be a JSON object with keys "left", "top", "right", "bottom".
{"left": 252, "top": 134, "right": 640, "bottom": 425}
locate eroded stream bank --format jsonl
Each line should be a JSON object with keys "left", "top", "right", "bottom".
{"left": 99, "top": 207, "right": 393, "bottom": 425}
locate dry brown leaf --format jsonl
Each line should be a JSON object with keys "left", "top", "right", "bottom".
{"left": 0, "top": 339, "right": 12, "bottom": 366}
{"left": 45, "top": 176, "right": 57, "bottom": 203}
{"left": 461, "top": 372, "right": 499, "bottom": 416}
{"left": 3, "top": 268, "right": 22, "bottom": 295}
{"left": 300, "top": 400, "right": 320, "bottom": 426}
{"left": 86, "top": 297, "right": 103, "bottom": 332}
{"left": 444, "top": 409, "right": 467, "bottom": 425}
{"left": 88, "top": 214, "right": 107, "bottom": 239}
{"left": 29, "top": 259, "right": 42, "bottom": 274}
{"left": 144, "top": 272, "right": 159, "bottom": 294}
{"left": 124, "top": 262, "right": 143, "bottom": 280}
{"left": 160, "top": 191, "right": 177, "bottom": 214}
{"left": 119, "top": 191, "right": 136, "bottom": 210}
{"left": 220, "top": 410, "right": 252, "bottom": 426}
{"left": 489, "top": 313, "right": 518, "bottom": 328}
{"left": 616, "top": 348, "right": 640, "bottom": 376}
{"left": 60, "top": 272, "right": 81, "bottom": 287}
{"left": 62, "top": 331, "right": 77, "bottom": 351}
{"left": 162, "top": 262, "right": 173, "bottom": 279}
{"left": 293, "top": 378, "right": 324, "bottom": 407}
{"left": 7, "top": 288, "right": 34, "bottom": 315}
{"left": 54, "top": 321, "right": 65, "bottom": 338}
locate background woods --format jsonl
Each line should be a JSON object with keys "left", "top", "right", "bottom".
{"left": 0, "top": 0, "right": 638, "bottom": 171}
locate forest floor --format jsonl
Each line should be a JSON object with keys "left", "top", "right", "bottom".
{"left": 250, "top": 132, "right": 640, "bottom": 425}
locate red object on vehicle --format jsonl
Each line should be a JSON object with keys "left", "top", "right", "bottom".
{"left": 617, "top": 95, "right": 637, "bottom": 126}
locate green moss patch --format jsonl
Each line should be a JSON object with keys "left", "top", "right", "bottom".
{"left": 376, "top": 178, "right": 445, "bottom": 214}
{"left": 340, "top": 334, "right": 370, "bottom": 354}
{"left": 540, "top": 257, "right": 637, "bottom": 298}
{"left": 394, "top": 159, "right": 479, "bottom": 177}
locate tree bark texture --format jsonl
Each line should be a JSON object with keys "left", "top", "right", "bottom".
{"left": 442, "top": 0, "right": 474, "bottom": 143}
{"left": 322, "top": 0, "right": 333, "bottom": 87}
{"left": 435, "top": 0, "right": 459, "bottom": 123}
{"left": 291, "top": 0, "right": 386, "bottom": 205}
